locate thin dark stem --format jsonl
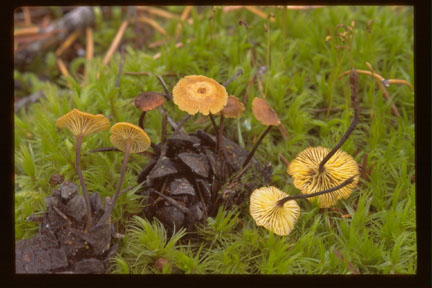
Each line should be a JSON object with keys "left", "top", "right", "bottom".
{"left": 208, "top": 113, "right": 220, "bottom": 154}
{"left": 277, "top": 175, "right": 357, "bottom": 206}
{"left": 76, "top": 135, "right": 93, "bottom": 231}
{"left": 138, "top": 111, "right": 146, "bottom": 129}
{"left": 97, "top": 141, "right": 131, "bottom": 226}
{"left": 173, "top": 114, "right": 191, "bottom": 135}
{"left": 89, "top": 147, "right": 120, "bottom": 153}
{"left": 242, "top": 125, "right": 272, "bottom": 169}
{"left": 156, "top": 75, "right": 172, "bottom": 101}
{"left": 218, "top": 115, "right": 230, "bottom": 162}
{"left": 160, "top": 113, "right": 168, "bottom": 157}
{"left": 158, "top": 107, "right": 181, "bottom": 133}
{"left": 223, "top": 69, "right": 243, "bottom": 87}
{"left": 319, "top": 69, "right": 359, "bottom": 172}
{"left": 151, "top": 190, "right": 190, "bottom": 215}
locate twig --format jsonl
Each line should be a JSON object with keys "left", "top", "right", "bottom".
{"left": 245, "top": 6, "right": 275, "bottom": 22}
{"left": 173, "top": 114, "right": 191, "bottom": 135}
{"left": 14, "top": 27, "right": 40, "bottom": 37}
{"left": 175, "top": 6, "right": 192, "bottom": 38}
{"left": 279, "top": 154, "right": 289, "bottom": 168}
{"left": 136, "top": 16, "right": 166, "bottom": 35}
{"left": 156, "top": 75, "right": 173, "bottom": 101}
{"left": 52, "top": 206, "right": 72, "bottom": 225}
{"left": 223, "top": 69, "right": 243, "bottom": 86}
{"left": 86, "top": 27, "right": 93, "bottom": 60}
{"left": 15, "top": 7, "right": 93, "bottom": 67}
{"left": 103, "top": 20, "right": 128, "bottom": 65}
{"left": 14, "top": 91, "right": 44, "bottom": 113}
{"left": 55, "top": 29, "right": 81, "bottom": 57}
{"left": 136, "top": 6, "right": 179, "bottom": 19}
{"left": 22, "top": 7, "right": 32, "bottom": 26}
{"left": 57, "top": 58, "right": 70, "bottom": 78}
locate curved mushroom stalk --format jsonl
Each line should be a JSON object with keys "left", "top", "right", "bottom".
{"left": 97, "top": 122, "right": 151, "bottom": 226}
{"left": 318, "top": 69, "right": 360, "bottom": 172}
{"left": 242, "top": 97, "right": 280, "bottom": 169}
{"left": 56, "top": 109, "right": 110, "bottom": 231}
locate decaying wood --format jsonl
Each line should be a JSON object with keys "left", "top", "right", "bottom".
{"left": 15, "top": 7, "right": 94, "bottom": 67}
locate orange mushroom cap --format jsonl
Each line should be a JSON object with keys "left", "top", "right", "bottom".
{"left": 250, "top": 186, "right": 300, "bottom": 236}
{"left": 135, "top": 92, "right": 165, "bottom": 112}
{"left": 56, "top": 108, "right": 110, "bottom": 137}
{"left": 220, "top": 95, "right": 245, "bottom": 118}
{"left": 287, "top": 146, "right": 359, "bottom": 208}
{"left": 172, "top": 75, "right": 228, "bottom": 116}
{"left": 252, "top": 97, "right": 281, "bottom": 126}
{"left": 110, "top": 122, "right": 151, "bottom": 153}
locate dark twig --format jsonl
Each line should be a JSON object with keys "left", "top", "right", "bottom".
{"left": 277, "top": 175, "right": 357, "bottom": 206}
{"left": 319, "top": 69, "right": 359, "bottom": 172}
{"left": 223, "top": 68, "right": 243, "bottom": 87}
{"left": 160, "top": 113, "right": 168, "bottom": 157}
{"left": 138, "top": 111, "right": 146, "bottom": 129}
{"left": 14, "top": 91, "right": 44, "bottom": 112}
{"left": 173, "top": 114, "right": 191, "bottom": 134}
{"left": 156, "top": 75, "right": 172, "bottom": 101}
{"left": 242, "top": 125, "right": 272, "bottom": 168}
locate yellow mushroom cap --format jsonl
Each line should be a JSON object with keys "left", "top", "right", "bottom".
{"left": 287, "top": 146, "right": 359, "bottom": 208}
{"left": 135, "top": 92, "right": 165, "bottom": 111}
{"left": 252, "top": 97, "right": 281, "bottom": 126}
{"left": 250, "top": 186, "right": 300, "bottom": 236}
{"left": 56, "top": 108, "right": 110, "bottom": 137}
{"left": 172, "top": 75, "right": 228, "bottom": 116}
{"left": 221, "top": 95, "right": 245, "bottom": 118}
{"left": 110, "top": 122, "right": 151, "bottom": 153}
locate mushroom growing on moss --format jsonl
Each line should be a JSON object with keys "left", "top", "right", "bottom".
{"left": 249, "top": 186, "right": 300, "bottom": 236}
{"left": 287, "top": 70, "right": 361, "bottom": 208}
{"left": 249, "top": 175, "right": 356, "bottom": 235}
{"left": 287, "top": 147, "right": 359, "bottom": 207}
{"left": 97, "top": 122, "right": 151, "bottom": 226}
{"left": 56, "top": 108, "right": 110, "bottom": 230}
{"left": 172, "top": 75, "right": 228, "bottom": 116}
{"left": 135, "top": 92, "right": 165, "bottom": 130}
{"left": 242, "top": 97, "right": 280, "bottom": 168}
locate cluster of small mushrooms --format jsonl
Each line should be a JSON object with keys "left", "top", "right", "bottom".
{"left": 56, "top": 70, "right": 361, "bottom": 239}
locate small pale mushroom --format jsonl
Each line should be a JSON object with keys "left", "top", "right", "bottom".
{"left": 57, "top": 108, "right": 110, "bottom": 230}
{"left": 287, "top": 146, "right": 359, "bottom": 208}
{"left": 249, "top": 186, "right": 300, "bottom": 236}
{"left": 97, "top": 122, "right": 151, "bottom": 226}
{"left": 249, "top": 175, "right": 356, "bottom": 235}
{"left": 242, "top": 97, "right": 280, "bottom": 168}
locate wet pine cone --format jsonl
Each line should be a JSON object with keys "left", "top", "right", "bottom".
{"left": 138, "top": 129, "right": 272, "bottom": 233}
{"left": 16, "top": 181, "right": 118, "bottom": 274}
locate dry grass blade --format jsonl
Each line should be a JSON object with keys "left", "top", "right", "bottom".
{"left": 137, "top": 16, "right": 167, "bottom": 36}
{"left": 175, "top": 6, "right": 192, "bottom": 38}
{"left": 14, "top": 26, "right": 40, "bottom": 37}
{"left": 57, "top": 58, "right": 70, "bottom": 77}
{"left": 388, "top": 79, "right": 414, "bottom": 90}
{"left": 136, "top": 6, "right": 178, "bottom": 19}
{"left": 148, "top": 39, "right": 165, "bottom": 48}
{"left": 223, "top": 6, "right": 243, "bottom": 12}
{"left": 333, "top": 249, "right": 361, "bottom": 274}
{"left": 86, "top": 27, "right": 93, "bottom": 60}
{"left": 376, "top": 80, "right": 400, "bottom": 117}
{"left": 279, "top": 154, "right": 289, "bottom": 168}
{"left": 55, "top": 29, "right": 81, "bottom": 57}
{"left": 23, "top": 7, "right": 32, "bottom": 26}
{"left": 245, "top": 6, "right": 275, "bottom": 22}
{"left": 278, "top": 124, "right": 289, "bottom": 140}
{"left": 103, "top": 20, "right": 128, "bottom": 65}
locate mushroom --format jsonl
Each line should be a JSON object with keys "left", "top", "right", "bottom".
{"left": 134, "top": 92, "right": 165, "bottom": 130}
{"left": 249, "top": 186, "right": 300, "bottom": 236}
{"left": 172, "top": 75, "right": 229, "bottom": 157}
{"left": 242, "top": 97, "right": 280, "bottom": 168}
{"left": 56, "top": 108, "right": 110, "bottom": 230}
{"left": 287, "top": 146, "right": 359, "bottom": 208}
{"left": 97, "top": 122, "right": 151, "bottom": 226}
{"left": 249, "top": 175, "right": 356, "bottom": 235}
{"left": 217, "top": 95, "right": 245, "bottom": 160}
{"left": 286, "top": 70, "right": 361, "bottom": 208}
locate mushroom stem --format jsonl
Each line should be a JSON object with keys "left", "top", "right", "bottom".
{"left": 156, "top": 75, "right": 172, "bottom": 101}
{"left": 276, "top": 175, "right": 357, "bottom": 207}
{"left": 97, "top": 141, "right": 131, "bottom": 226}
{"left": 173, "top": 114, "right": 191, "bottom": 134}
{"left": 138, "top": 111, "right": 147, "bottom": 130}
{"left": 160, "top": 113, "right": 168, "bottom": 157}
{"left": 75, "top": 135, "right": 93, "bottom": 231}
{"left": 208, "top": 113, "right": 220, "bottom": 154}
{"left": 319, "top": 70, "right": 359, "bottom": 172}
{"left": 242, "top": 125, "right": 272, "bottom": 169}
